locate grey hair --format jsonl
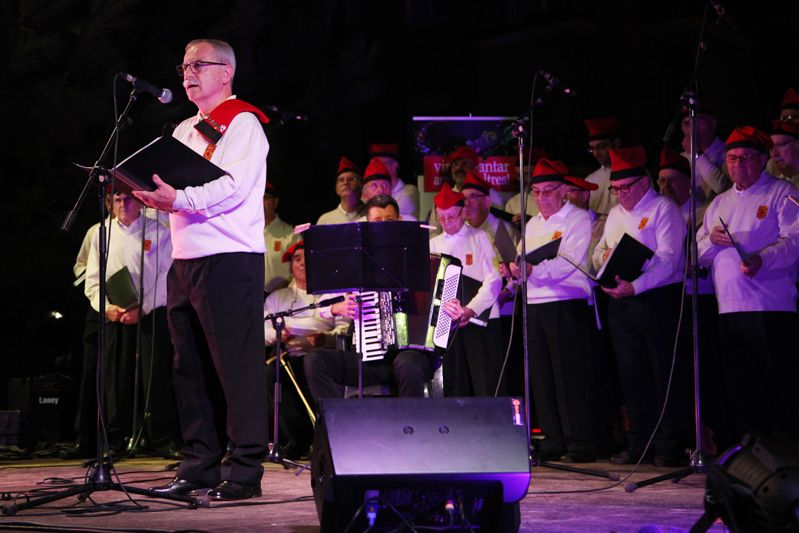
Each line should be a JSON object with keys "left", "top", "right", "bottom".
{"left": 186, "top": 39, "right": 236, "bottom": 76}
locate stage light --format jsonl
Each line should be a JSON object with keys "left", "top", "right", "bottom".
{"left": 694, "top": 433, "right": 799, "bottom": 533}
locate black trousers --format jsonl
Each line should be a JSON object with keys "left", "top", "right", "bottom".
{"left": 526, "top": 299, "right": 606, "bottom": 455}
{"left": 303, "top": 349, "right": 433, "bottom": 401}
{"left": 73, "top": 307, "right": 180, "bottom": 450}
{"left": 265, "top": 352, "right": 315, "bottom": 454}
{"left": 168, "top": 253, "right": 267, "bottom": 487}
{"left": 607, "top": 283, "right": 692, "bottom": 455}
{"left": 444, "top": 318, "right": 502, "bottom": 397}
{"left": 718, "top": 311, "right": 799, "bottom": 441}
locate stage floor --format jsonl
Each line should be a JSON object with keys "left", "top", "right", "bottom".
{"left": 0, "top": 456, "right": 726, "bottom": 532}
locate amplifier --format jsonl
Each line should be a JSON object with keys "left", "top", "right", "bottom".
{"left": 7, "top": 375, "right": 78, "bottom": 449}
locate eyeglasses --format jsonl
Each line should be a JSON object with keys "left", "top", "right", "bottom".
{"left": 780, "top": 113, "right": 799, "bottom": 123}
{"left": 176, "top": 60, "right": 227, "bottom": 77}
{"left": 608, "top": 175, "right": 645, "bottom": 195}
{"left": 587, "top": 141, "right": 612, "bottom": 154}
{"left": 463, "top": 193, "right": 488, "bottom": 203}
{"left": 531, "top": 185, "right": 562, "bottom": 197}
{"left": 725, "top": 153, "right": 757, "bottom": 165}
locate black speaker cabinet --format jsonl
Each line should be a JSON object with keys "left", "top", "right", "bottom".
{"left": 7, "top": 375, "right": 78, "bottom": 449}
{"left": 311, "top": 397, "right": 530, "bottom": 532}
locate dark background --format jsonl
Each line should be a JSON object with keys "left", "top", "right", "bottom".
{"left": 2, "top": 0, "right": 797, "bottom": 398}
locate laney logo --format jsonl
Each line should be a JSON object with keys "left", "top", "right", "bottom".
{"left": 38, "top": 396, "right": 59, "bottom": 406}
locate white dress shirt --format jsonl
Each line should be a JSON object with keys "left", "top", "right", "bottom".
{"left": 86, "top": 211, "right": 173, "bottom": 315}
{"left": 170, "top": 96, "right": 269, "bottom": 259}
{"left": 392, "top": 179, "right": 420, "bottom": 220}
{"left": 593, "top": 188, "right": 686, "bottom": 295}
{"left": 263, "top": 280, "right": 350, "bottom": 345}
{"left": 317, "top": 203, "right": 363, "bottom": 225}
{"left": 682, "top": 136, "right": 730, "bottom": 201}
{"left": 264, "top": 215, "right": 297, "bottom": 293}
{"left": 697, "top": 172, "right": 799, "bottom": 313}
{"left": 520, "top": 201, "right": 593, "bottom": 304}
{"left": 429, "top": 224, "right": 502, "bottom": 319}
{"left": 586, "top": 165, "right": 618, "bottom": 216}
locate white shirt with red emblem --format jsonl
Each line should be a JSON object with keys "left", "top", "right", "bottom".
{"left": 85, "top": 212, "right": 173, "bottom": 315}
{"left": 264, "top": 215, "right": 298, "bottom": 293}
{"left": 593, "top": 188, "right": 686, "bottom": 295}
{"left": 697, "top": 172, "right": 799, "bottom": 314}
{"left": 263, "top": 280, "right": 350, "bottom": 345}
{"left": 429, "top": 223, "right": 502, "bottom": 319}
{"left": 170, "top": 97, "right": 269, "bottom": 259}
{"left": 392, "top": 179, "right": 421, "bottom": 220}
{"left": 519, "top": 201, "right": 593, "bottom": 304}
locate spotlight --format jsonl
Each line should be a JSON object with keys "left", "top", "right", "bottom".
{"left": 693, "top": 433, "right": 799, "bottom": 533}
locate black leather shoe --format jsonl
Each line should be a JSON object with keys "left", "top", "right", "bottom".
{"left": 610, "top": 448, "right": 651, "bottom": 465}
{"left": 207, "top": 480, "right": 262, "bottom": 501}
{"left": 559, "top": 451, "right": 597, "bottom": 463}
{"left": 149, "top": 478, "right": 207, "bottom": 497}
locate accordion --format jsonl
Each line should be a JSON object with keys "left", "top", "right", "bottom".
{"left": 353, "top": 254, "right": 462, "bottom": 361}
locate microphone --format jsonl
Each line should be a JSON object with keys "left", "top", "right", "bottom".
{"left": 309, "top": 295, "right": 345, "bottom": 309}
{"left": 538, "top": 70, "right": 577, "bottom": 98}
{"left": 710, "top": 1, "right": 739, "bottom": 31}
{"left": 264, "top": 104, "right": 309, "bottom": 122}
{"left": 120, "top": 72, "right": 173, "bottom": 104}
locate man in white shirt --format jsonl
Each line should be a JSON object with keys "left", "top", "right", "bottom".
{"left": 263, "top": 182, "right": 297, "bottom": 294}
{"left": 508, "top": 159, "right": 609, "bottom": 463}
{"left": 136, "top": 39, "right": 270, "bottom": 501}
{"left": 84, "top": 192, "right": 178, "bottom": 457}
{"left": 430, "top": 184, "right": 503, "bottom": 396}
{"left": 679, "top": 107, "right": 730, "bottom": 202}
{"left": 368, "top": 143, "right": 420, "bottom": 220}
{"left": 264, "top": 241, "right": 348, "bottom": 459}
{"left": 697, "top": 126, "right": 799, "bottom": 443}
{"left": 593, "top": 146, "right": 692, "bottom": 467}
{"left": 303, "top": 195, "right": 464, "bottom": 400}
{"left": 769, "top": 120, "right": 799, "bottom": 185}
{"left": 584, "top": 116, "right": 622, "bottom": 216}
{"left": 316, "top": 156, "right": 364, "bottom": 225}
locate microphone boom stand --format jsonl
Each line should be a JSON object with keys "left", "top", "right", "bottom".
{"left": 514, "top": 87, "right": 618, "bottom": 481}
{"left": 2, "top": 88, "right": 197, "bottom": 516}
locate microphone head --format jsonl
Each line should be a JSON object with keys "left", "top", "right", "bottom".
{"left": 159, "top": 88, "right": 173, "bottom": 104}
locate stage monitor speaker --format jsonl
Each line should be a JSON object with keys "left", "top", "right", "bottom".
{"left": 311, "top": 397, "right": 530, "bottom": 532}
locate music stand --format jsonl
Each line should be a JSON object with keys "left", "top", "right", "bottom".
{"left": 304, "top": 221, "right": 430, "bottom": 397}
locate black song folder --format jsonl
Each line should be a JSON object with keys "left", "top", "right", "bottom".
{"left": 560, "top": 233, "right": 654, "bottom": 288}
{"left": 111, "top": 136, "right": 227, "bottom": 195}
{"left": 106, "top": 266, "right": 139, "bottom": 310}
{"left": 522, "top": 237, "right": 562, "bottom": 266}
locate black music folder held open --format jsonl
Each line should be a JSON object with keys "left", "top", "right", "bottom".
{"left": 111, "top": 136, "right": 227, "bottom": 195}
{"left": 522, "top": 237, "right": 562, "bottom": 266}
{"left": 106, "top": 266, "right": 139, "bottom": 310}
{"left": 560, "top": 233, "right": 654, "bottom": 288}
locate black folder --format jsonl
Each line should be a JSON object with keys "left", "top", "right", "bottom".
{"left": 110, "top": 136, "right": 227, "bottom": 195}
{"left": 493, "top": 221, "right": 518, "bottom": 265}
{"left": 523, "top": 238, "right": 561, "bottom": 266}
{"left": 560, "top": 233, "right": 654, "bottom": 288}
{"left": 459, "top": 275, "right": 491, "bottom": 323}
{"left": 106, "top": 266, "right": 139, "bottom": 310}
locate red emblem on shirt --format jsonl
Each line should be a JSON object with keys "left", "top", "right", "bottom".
{"left": 465, "top": 253, "right": 473, "bottom": 266}
{"left": 756, "top": 205, "right": 768, "bottom": 219}
{"left": 638, "top": 217, "right": 649, "bottom": 230}
{"left": 143, "top": 239, "right": 152, "bottom": 252}
{"left": 551, "top": 231, "right": 562, "bottom": 240}
{"left": 274, "top": 240, "right": 282, "bottom": 252}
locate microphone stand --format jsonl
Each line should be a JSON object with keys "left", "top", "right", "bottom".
{"left": 625, "top": 0, "right": 722, "bottom": 492}
{"left": 264, "top": 297, "right": 342, "bottom": 471}
{"left": 515, "top": 76, "right": 618, "bottom": 481}
{"left": 2, "top": 88, "right": 197, "bottom": 516}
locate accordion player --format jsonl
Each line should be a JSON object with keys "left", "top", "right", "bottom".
{"left": 353, "top": 253, "right": 463, "bottom": 362}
